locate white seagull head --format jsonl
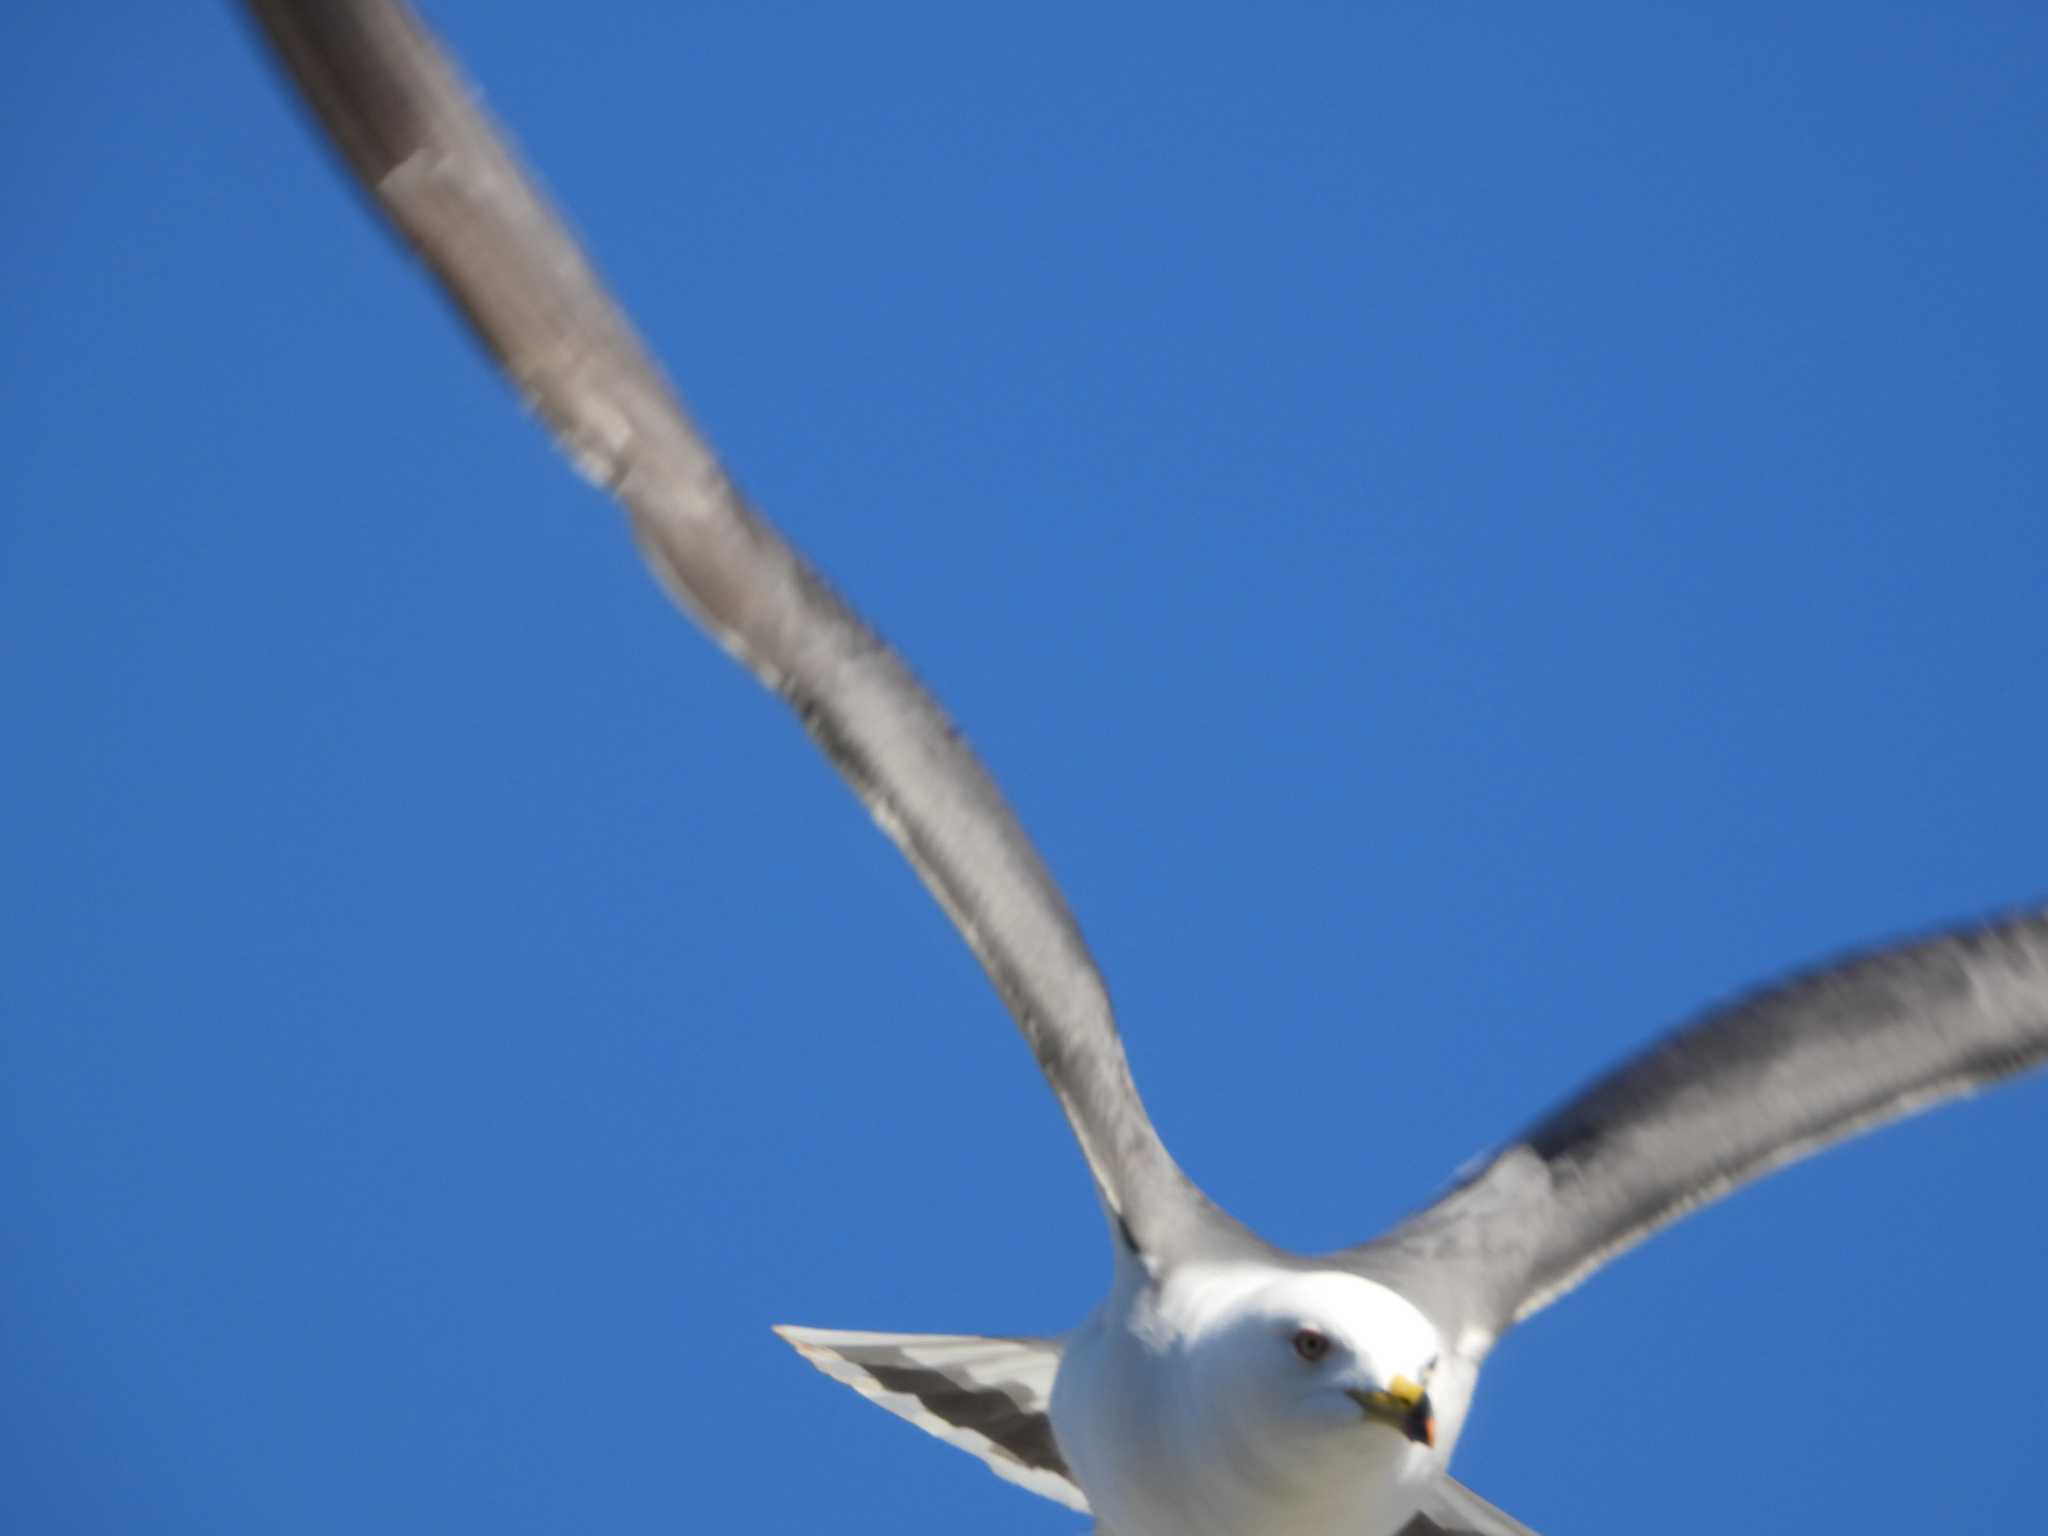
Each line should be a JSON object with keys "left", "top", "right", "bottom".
{"left": 1108, "top": 1265, "right": 1458, "bottom": 1536}
{"left": 1197, "top": 1269, "right": 1444, "bottom": 1443}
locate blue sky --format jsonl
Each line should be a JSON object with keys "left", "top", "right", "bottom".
{"left": 5, "top": 3, "right": 2045, "bottom": 1531}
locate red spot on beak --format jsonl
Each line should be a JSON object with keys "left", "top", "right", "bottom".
{"left": 1408, "top": 1401, "right": 1437, "bottom": 1448}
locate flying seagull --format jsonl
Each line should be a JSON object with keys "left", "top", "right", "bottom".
{"left": 240, "top": 5, "right": 2048, "bottom": 1533}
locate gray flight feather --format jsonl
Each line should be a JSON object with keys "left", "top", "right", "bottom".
{"left": 1340, "top": 908, "right": 2048, "bottom": 1347}
{"left": 236, "top": 0, "right": 1220, "bottom": 1260}
{"left": 775, "top": 1327, "right": 1087, "bottom": 1511}
{"left": 1400, "top": 1477, "right": 1540, "bottom": 1536}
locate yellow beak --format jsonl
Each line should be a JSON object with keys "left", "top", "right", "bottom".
{"left": 1348, "top": 1375, "right": 1436, "bottom": 1447}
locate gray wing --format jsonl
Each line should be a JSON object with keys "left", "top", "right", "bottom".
{"left": 1399, "top": 1478, "right": 1539, "bottom": 1536}
{"left": 1101, "top": 1477, "right": 1539, "bottom": 1536}
{"left": 774, "top": 1327, "right": 1086, "bottom": 1513}
{"left": 1344, "top": 907, "right": 2048, "bottom": 1343}
{"left": 237, "top": 0, "right": 1214, "bottom": 1257}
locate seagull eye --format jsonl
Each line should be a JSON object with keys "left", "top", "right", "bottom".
{"left": 1291, "top": 1329, "right": 1331, "bottom": 1363}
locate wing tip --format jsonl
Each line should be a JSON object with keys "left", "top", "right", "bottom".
{"left": 771, "top": 1322, "right": 855, "bottom": 1374}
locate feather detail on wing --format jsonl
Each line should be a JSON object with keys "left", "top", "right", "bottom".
{"left": 775, "top": 1326, "right": 1087, "bottom": 1512}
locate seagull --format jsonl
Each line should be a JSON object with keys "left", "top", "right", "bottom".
{"left": 242, "top": 5, "right": 2048, "bottom": 1533}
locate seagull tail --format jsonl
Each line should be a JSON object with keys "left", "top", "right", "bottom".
{"left": 772, "top": 1323, "right": 1088, "bottom": 1513}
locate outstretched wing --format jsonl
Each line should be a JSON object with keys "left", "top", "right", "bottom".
{"left": 237, "top": 0, "right": 1214, "bottom": 1257}
{"left": 776, "top": 1327, "right": 1086, "bottom": 1512}
{"left": 1345, "top": 907, "right": 2048, "bottom": 1343}
{"left": 1400, "top": 1477, "right": 1539, "bottom": 1536}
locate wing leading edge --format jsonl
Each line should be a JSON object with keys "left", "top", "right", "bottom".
{"left": 1345, "top": 907, "right": 2048, "bottom": 1343}
{"left": 237, "top": 0, "right": 1219, "bottom": 1259}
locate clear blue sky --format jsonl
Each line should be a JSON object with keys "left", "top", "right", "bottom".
{"left": 5, "top": 4, "right": 2045, "bottom": 1532}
